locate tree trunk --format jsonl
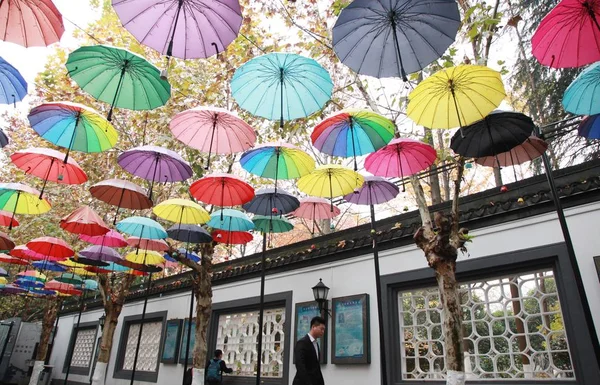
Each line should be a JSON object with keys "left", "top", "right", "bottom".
{"left": 425, "top": 127, "right": 442, "bottom": 205}
{"left": 28, "top": 298, "right": 61, "bottom": 385}
{"left": 192, "top": 243, "right": 215, "bottom": 385}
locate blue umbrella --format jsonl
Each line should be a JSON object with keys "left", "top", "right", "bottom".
{"left": 207, "top": 209, "right": 254, "bottom": 232}
{"left": 28, "top": 288, "right": 57, "bottom": 296}
{"left": 231, "top": 53, "right": 333, "bottom": 128}
{"left": 242, "top": 188, "right": 300, "bottom": 216}
{"left": 117, "top": 216, "right": 168, "bottom": 239}
{"left": 563, "top": 62, "right": 600, "bottom": 115}
{"left": 578, "top": 114, "right": 600, "bottom": 139}
{"left": 0, "top": 129, "right": 8, "bottom": 148}
{"left": 177, "top": 248, "right": 200, "bottom": 263}
{"left": 32, "top": 261, "right": 67, "bottom": 272}
{"left": 0, "top": 56, "right": 27, "bottom": 107}
{"left": 15, "top": 279, "right": 44, "bottom": 289}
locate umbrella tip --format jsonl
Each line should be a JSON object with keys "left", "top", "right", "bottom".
{"left": 160, "top": 69, "right": 168, "bottom": 81}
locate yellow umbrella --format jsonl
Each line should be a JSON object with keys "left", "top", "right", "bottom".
{"left": 153, "top": 198, "right": 210, "bottom": 225}
{"left": 407, "top": 65, "right": 506, "bottom": 130}
{"left": 0, "top": 277, "right": 7, "bottom": 285}
{"left": 297, "top": 164, "right": 364, "bottom": 212}
{"left": 60, "top": 259, "right": 88, "bottom": 269}
{"left": 124, "top": 250, "right": 165, "bottom": 265}
{"left": 71, "top": 268, "right": 97, "bottom": 277}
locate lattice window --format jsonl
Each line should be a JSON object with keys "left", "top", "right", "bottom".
{"left": 398, "top": 269, "right": 575, "bottom": 380}
{"left": 216, "top": 308, "right": 286, "bottom": 378}
{"left": 122, "top": 321, "right": 163, "bottom": 372}
{"left": 70, "top": 328, "right": 96, "bottom": 368}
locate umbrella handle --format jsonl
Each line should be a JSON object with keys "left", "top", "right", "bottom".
{"left": 166, "top": 0, "right": 185, "bottom": 58}
{"left": 349, "top": 117, "right": 359, "bottom": 171}
{"left": 390, "top": 20, "right": 408, "bottom": 82}
{"left": 206, "top": 118, "right": 217, "bottom": 170}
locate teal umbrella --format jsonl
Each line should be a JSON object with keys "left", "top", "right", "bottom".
{"left": 116, "top": 216, "right": 168, "bottom": 239}
{"left": 207, "top": 209, "right": 254, "bottom": 232}
{"left": 55, "top": 272, "right": 83, "bottom": 285}
{"left": 563, "top": 62, "right": 600, "bottom": 115}
{"left": 65, "top": 45, "right": 171, "bottom": 121}
{"left": 252, "top": 215, "right": 294, "bottom": 233}
{"left": 230, "top": 53, "right": 333, "bottom": 128}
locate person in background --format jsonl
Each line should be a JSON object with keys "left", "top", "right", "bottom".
{"left": 205, "top": 349, "right": 233, "bottom": 384}
{"left": 293, "top": 316, "right": 326, "bottom": 385}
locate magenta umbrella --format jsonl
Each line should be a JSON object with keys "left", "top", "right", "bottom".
{"left": 170, "top": 107, "right": 256, "bottom": 170}
{"left": 79, "top": 230, "right": 128, "bottom": 248}
{"left": 292, "top": 197, "right": 340, "bottom": 235}
{"left": 117, "top": 145, "right": 193, "bottom": 201}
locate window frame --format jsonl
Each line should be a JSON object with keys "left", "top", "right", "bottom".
{"left": 208, "top": 291, "right": 292, "bottom": 385}
{"left": 113, "top": 311, "right": 168, "bottom": 383}
{"left": 381, "top": 243, "right": 600, "bottom": 385}
{"left": 62, "top": 321, "right": 98, "bottom": 376}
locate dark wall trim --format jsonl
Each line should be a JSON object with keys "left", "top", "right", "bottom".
{"left": 208, "top": 291, "right": 293, "bottom": 385}
{"left": 112, "top": 311, "right": 168, "bottom": 383}
{"left": 381, "top": 243, "right": 600, "bottom": 385}
{"left": 62, "top": 321, "right": 98, "bottom": 376}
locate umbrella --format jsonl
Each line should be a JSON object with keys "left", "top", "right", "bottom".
{"left": 15, "top": 279, "right": 44, "bottom": 289}
{"left": 344, "top": 176, "right": 400, "bottom": 206}
{"left": 0, "top": 253, "right": 29, "bottom": 266}
{"left": 563, "top": 62, "right": 600, "bottom": 115}
{"left": 116, "top": 216, "right": 168, "bottom": 240}
{"left": 253, "top": 215, "right": 294, "bottom": 234}
{"left": 80, "top": 230, "right": 128, "bottom": 248}
{"left": 297, "top": 164, "right": 364, "bottom": 211}
{"left": 0, "top": 129, "right": 7, "bottom": 148}
{"left": 90, "top": 179, "right": 153, "bottom": 224}
{"left": 0, "top": 211, "right": 18, "bottom": 228}
{"left": 0, "top": 284, "right": 27, "bottom": 295}
{"left": 55, "top": 272, "right": 83, "bottom": 285}
{"left": 167, "top": 224, "right": 212, "bottom": 244}
{"left": 116, "top": 259, "right": 162, "bottom": 273}
{"left": 77, "top": 245, "right": 122, "bottom": 267}
{"left": 578, "top": 114, "right": 600, "bottom": 139}
{"left": 83, "top": 279, "right": 98, "bottom": 291}
{"left": 0, "top": 0, "right": 64, "bottom": 47}
{"left": 17, "top": 270, "right": 46, "bottom": 282}
{"left": 175, "top": 249, "right": 200, "bottom": 262}
{"left": 112, "top": 0, "right": 243, "bottom": 60}
{"left": 242, "top": 188, "right": 300, "bottom": 216}
{"left": 27, "top": 237, "right": 73, "bottom": 259}
{"left": 0, "top": 232, "right": 15, "bottom": 251}
{"left": 60, "top": 206, "right": 110, "bottom": 237}
{"left": 311, "top": 109, "right": 396, "bottom": 170}
{"left": 212, "top": 230, "right": 252, "bottom": 245}
{"left": 365, "top": 138, "right": 437, "bottom": 190}
{"left": 0, "top": 56, "right": 28, "bottom": 106}
{"left": 0, "top": 183, "right": 51, "bottom": 230}
{"left": 32, "top": 261, "right": 66, "bottom": 272}
{"left": 10, "top": 246, "right": 51, "bottom": 262}
{"left": 292, "top": 197, "right": 340, "bottom": 235}
{"left": 532, "top": 0, "right": 600, "bottom": 68}
{"left": 27, "top": 102, "right": 118, "bottom": 163}
{"left": 65, "top": 45, "right": 171, "bottom": 121}
{"left": 207, "top": 209, "right": 254, "bottom": 231}
{"left": 190, "top": 173, "right": 255, "bottom": 208}
{"left": 332, "top": 0, "right": 460, "bottom": 81}
{"left": 10, "top": 147, "right": 88, "bottom": 198}
{"left": 153, "top": 198, "right": 210, "bottom": 225}
{"left": 117, "top": 145, "right": 193, "bottom": 201}
{"left": 85, "top": 262, "right": 130, "bottom": 274}
{"left": 450, "top": 111, "right": 534, "bottom": 163}
{"left": 60, "top": 259, "right": 90, "bottom": 270}
{"left": 0, "top": 267, "right": 7, "bottom": 277}
{"left": 407, "top": 65, "right": 506, "bottom": 131}
{"left": 231, "top": 53, "right": 333, "bottom": 128}
{"left": 45, "top": 280, "right": 82, "bottom": 296}
{"left": 170, "top": 106, "right": 256, "bottom": 170}
{"left": 475, "top": 136, "right": 549, "bottom": 179}
{"left": 126, "top": 237, "right": 169, "bottom": 252}
{"left": 124, "top": 250, "right": 165, "bottom": 265}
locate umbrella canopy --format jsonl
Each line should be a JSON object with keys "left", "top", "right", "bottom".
{"left": 11, "top": 246, "right": 52, "bottom": 262}
{"left": 127, "top": 237, "right": 169, "bottom": 252}
{"left": 0, "top": 253, "right": 29, "bottom": 265}
{"left": 563, "top": 62, "right": 600, "bottom": 115}
{"left": 0, "top": 276, "right": 6, "bottom": 286}
{"left": 0, "top": 129, "right": 7, "bottom": 148}
{"left": 578, "top": 114, "right": 600, "bottom": 139}
{"left": 153, "top": 198, "right": 210, "bottom": 225}
{"left": 28, "top": 102, "right": 118, "bottom": 163}
{"left": 0, "top": 56, "right": 27, "bottom": 106}
{"left": 83, "top": 279, "right": 99, "bottom": 291}
{"left": 45, "top": 280, "right": 82, "bottom": 296}
{"left": 253, "top": 215, "right": 294, "bottom": 234}
{"left": 86, "top": 262, "right": 130, "bottom": 274}
{"left": 0, "top": 267, "right": 7, "bottom": 277}
{"left": 449, "top": 111, "right": 534, "bottom": 160}
{"left": 116, "top": 258, "right": 163, "bottom": 273}
{"left": 293, "top": 197, "right": 340, "bottom": 220}
{"left": 112, "top": 0, "right": 243, "bottom": 60}
{"left": 0, "top": 211, "right": 18, "bottom": 228}
{"left": 60, "top": 259, "right": 89, "bottom": 270}
{"left": 176, "top": 248, "right": 200, "bottom": 263}
{"left": 15, "top": 279, "right": 44, "bottom": 289}
{"left": 207, "top": 209, "right": 254, "bottom": 231}
{"left": 0, "top": 232, "right": 15, "bottom": 251}
{"left": 32, "top": 261, "right": 66, "bottom": 272}
{"left": 0, "top": 0, "right": 64, "bottom": 47}
{"left": 27, "top": 237, "right": 73, "bottom": 259}
{"left": 297, "top": 165, "right": 364, "bottom": 211}
{"left": 65, "top": 45, "right": 171, "bottom": 121}
{"left": 344, "top": 176, "right": 400, "bottom": 206}
{"left": 167, "top": 224, "right": 212, "bottom": 244}
{"left": 117, "top": 145, "right": 193, "bottom": 200}
{"left": 190, "top": 173, "right": 255, "bottom": 207}
{"left": 242, "top": 188, "right": 300, "bottom": 216}
{"left": 90, "top": 179, "right": 153, "bottom": 224}
{"left": 60, "top": 206, "right": 110, "bottom": 237}
{"left": 77, "top": 245, "right": 122, "bottom": 266}
{"left": 311, "top": 109, "right": 395, "bottom": 170}
{"left": 0, "top": 183, "right": 51, "bottom": 229}
{"left": 407, "top": 65, "right": 506, "bottom": 129}
{"left": 532, "top": 0, "right": 600, "bottom": 68}
{"left": 80, "top": 230, "right": 128, "bottom": 248}
{"left": 117, "top": 216, "right": 168, "bottom": 239}
{"left": 332, "top": 0, "right": 460, "bottom": 81}
{"left": 124, "top": 250, "right": 165, "bottom": 265}
{"left": 475, "top": 136, "right": 549, "bottom": 167}
{"left": 0, "top": 284, "right": 27, "bottom": 295}
{"left": 55, "top": 272, "right": 83, "bottom": 285}
{"left": 231, "top": 53, "right": 333, "bottom": 126}
{"left": 170, "top": 107, "right": 256, "bottom": 170}
{"left": 212, "top": 230, "right": 252, "bottom": 245}
{"left": 17, "top": 270, "right": 46, "bottom": 281}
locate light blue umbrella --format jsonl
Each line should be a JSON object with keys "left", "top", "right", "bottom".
{"left": 83, "top": 279, "right": 98, "bottom": 291}
{"left": 0, "top": 56, "right": 27, "bottom": 107}
{"left": 207, "top": 209, "right": 254, "bottom": 231}
{"left": 231, "top": 53, "right": 333, "bottom": 127}
{"left": 116, "top": 216, "right": 168, "bottom": 239}
{"left": 563, "top": 62, "right": 600, "bottom": 115}
{"left": 102, "top": 262, "right": 131, "bottom": 273}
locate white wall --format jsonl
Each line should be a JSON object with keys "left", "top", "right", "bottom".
{"left": 49, "top": 201, "right": 600, "bottom": 385}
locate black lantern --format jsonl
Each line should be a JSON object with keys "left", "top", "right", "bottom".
{"left": 312, "top": 279, "right": 330, "bottom": 313}
{"left": 99, "top": 313, "right": 106, "bottom": 331}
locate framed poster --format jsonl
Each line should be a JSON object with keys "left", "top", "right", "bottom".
{"left": 179, "top": 318, "right": 196, "bottom": 364}
{"left": 332, "top": 294, "right": 370, "bottom": 364}
{"left": 293, "top": 301, "right": 327, "bottom": 364}
{"left": 161, "top": 319, "right": 182, "bottom": 364}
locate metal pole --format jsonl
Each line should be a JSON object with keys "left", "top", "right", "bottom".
{"left": 129, "top": 273, "right": 153, "bottom": 385}
{"left": 182, "top": 274, "right": 195, "bottom": 384}
{"left": 64, "top": 291, "right": 87, "bottom": 384}
{"left": 0, "top": 322, "right": 14, "bottom": 369}
{"left": 255, "top": 233, "right": 267, "bottom": 385}
{"left": 47, "top": 301, "right": 63, "bottom": 365}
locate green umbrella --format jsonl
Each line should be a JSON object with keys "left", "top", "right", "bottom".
{"left": 252, "top": 215, "right": 294, "bottom": 233}
{"left": 55, "top": 272, "right": 83, "bottom": 285}
{"left": 65, "top": 45, "right": 171, "bottom": 121}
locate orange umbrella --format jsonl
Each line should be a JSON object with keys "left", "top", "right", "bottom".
{"left": 60, "top": 206, "right": 110, "bottom": 236}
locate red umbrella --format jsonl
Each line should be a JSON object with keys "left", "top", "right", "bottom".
{"left": 60, "top": 206, "right": 110, "bottom": 237}
{"left": 79, "top": 230, "right": 128, "bottom": 248}
{"left": 45, "top": 280, "right": 82, "bottom": 296}
{"left": 26, "top": 237, "right": 73, "bottom": 259}
{"left": 0, "top": 0, "right": 64, "bottom": 47}
{"left": 190, "top": 173, "right": 255, "bottom": 207}
{"left": 0, "top": 253, "right": 29, "bottom": 265}
{"left": 212, "top": 230, "right": 253, "bottom": 245}
{"left": 90, "top": 179, "right": 153, "bottom": 224}
{"left": 10, "top": 245, "right": 62, "bottom": 262}
{"left": 127, "top": 237, "right": 169, "bottom": 252}
{"left": 0, "top": 232, "right": 15, "bottom": 251}
{"left": 532, "top": 0, "right": 600, "bottom": 68}
{"left": 0, "top": 210, "right": 19, "bottom": 228}
{"left": 10, "top": 147, "right": 88, "bottom": 199}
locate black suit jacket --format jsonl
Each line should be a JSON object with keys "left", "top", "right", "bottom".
{"left": 292, "top": 335, "right": 324, "bottom": 385}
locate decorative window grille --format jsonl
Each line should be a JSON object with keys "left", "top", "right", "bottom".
{"left": 122, "top": 321, "right": 163, "bottom": 372}
{"left": 70, "top": 328, "right": 96, "bottom": 368}
{"left": 398, "top": 269, "right": 575, "bottom": 380}
{"left": 216, "top": 308, "right": 286, "bottom": 378}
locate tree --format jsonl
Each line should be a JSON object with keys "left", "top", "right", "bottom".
{"left": 28, "top": 298, "right": 62, "bottom": 385}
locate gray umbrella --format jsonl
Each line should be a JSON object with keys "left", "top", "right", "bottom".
{"left": 332, "top": 0, "right": 460, "bottom": 81}
{"left": 0, "top": 129, "right": 8, "bottom": 148}
{"left": 167, "top": 224, "right": 212, "bottom": 244}
{"left": 242, "top": 188, "right": 300, "bottom": 216}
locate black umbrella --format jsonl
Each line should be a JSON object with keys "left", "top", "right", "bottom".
{"left": 242, "top": 188, "right": 300, "bottom": 216}
{"left": 0, "top": 129, "right": 8, "bottom": 148}
{"left": 332, "top": 0, "right": 460, "bottom": 81}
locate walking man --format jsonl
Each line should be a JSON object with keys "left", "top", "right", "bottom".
{"left": 205, "top": 349, "right": 233, "bottom": 385}
{"left": 292, "top": 316, "right": 326, "bottom": 385}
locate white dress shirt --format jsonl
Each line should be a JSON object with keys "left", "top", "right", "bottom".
{"left": 307, "top": 333, "right": 319, "bottom": 360}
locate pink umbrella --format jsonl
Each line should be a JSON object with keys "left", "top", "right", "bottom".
{"left": 126, "top": 237, "right": 169, "bottom": 252}
{"left": 0, "top": 0, "right": 64, "bottom": 47}
{"left": 170, "top": 107, "right": 256, "bottom": 170}
{"left": 365, "top": 138, "right": 437, "bottom": 191}
{"left": 79, "top": 230, "right": 128, "bottom": 248}
{"left": 293, "top": 197, "right": 340, "bottom": 235}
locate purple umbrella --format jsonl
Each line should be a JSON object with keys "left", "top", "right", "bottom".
{"left": 117, "top": 145, "right": 193, "bottom": 201}
{"left": 77, "top": 245, "right": 122, "bottom": 267}
{"left": 0, "top": 284, "right": 27, "bottom": 295}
